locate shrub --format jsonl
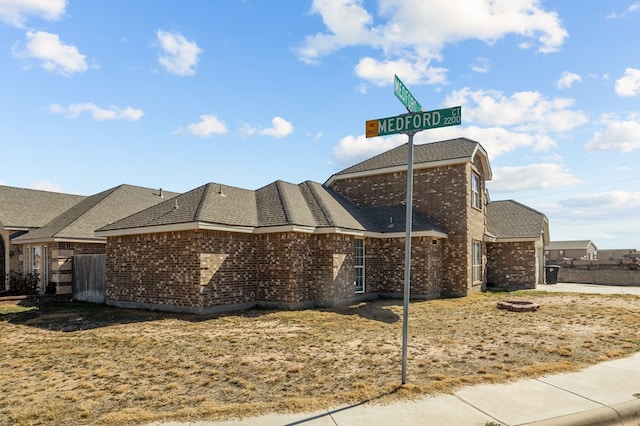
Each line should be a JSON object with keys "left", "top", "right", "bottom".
{"left": 8, "top": 271, "right": 39, "bottom": 295}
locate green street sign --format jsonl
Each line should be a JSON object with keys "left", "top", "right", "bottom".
{"left": 394, "top": 74, "right": 422, "bottom": 113}
{"left": 366, "top": 106, "right": 462, "bottom": 138}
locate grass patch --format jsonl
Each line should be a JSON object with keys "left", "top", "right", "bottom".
{"left": 1, "top": 293, "right": 639, "bottom": 425}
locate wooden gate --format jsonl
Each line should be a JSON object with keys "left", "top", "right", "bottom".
{"left": 73, "top": 254, "right": 106, "bottom": 303}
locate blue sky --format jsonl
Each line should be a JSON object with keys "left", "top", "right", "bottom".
{"left": 1, "top": 0, "right": 639, "bottom": 249}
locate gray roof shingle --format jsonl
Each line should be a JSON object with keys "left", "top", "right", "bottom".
{"left": 0, "top": 185, "right": 85, "bottom": 229}
{"left": 487, "top": 200, "right": 547, "bottom": 239}
{"left": 329, "top": 137, "right": 482, "bottom": 178}
{"left": 13, "top": 185, "right": 177, "bottom": 241}
{"left": 546, "top": 240, "right": 597, "bottom": 250}
{"left": 98, "top": 180, "right": 446, "bottom": 235}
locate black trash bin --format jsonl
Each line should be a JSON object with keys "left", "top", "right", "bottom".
{"left": 545, "top": 265, "right": 561, "bottom": 284}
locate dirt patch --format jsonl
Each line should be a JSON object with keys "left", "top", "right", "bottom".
{"left": 1, "top": 292, "right": 639, "bottom": 425}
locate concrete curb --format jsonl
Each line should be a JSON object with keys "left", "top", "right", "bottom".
{"left": 524, "top": 398, "right": 640, "bottom": 426}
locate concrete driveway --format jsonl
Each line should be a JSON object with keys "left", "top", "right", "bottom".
{"left": 537, "top": 282, "right": 640, "bottom": 295}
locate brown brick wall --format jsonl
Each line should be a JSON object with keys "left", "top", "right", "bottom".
{"left": 105, "top": 228, "right": 447, "bottom": 311}
{"left": 486, "top": 241, "right": 537, "bottom": 289}
{"left": 328, "top": 162, "right": 487, "bottom": 297}
{"left": 106, "top": 230, "right": 369, "bottom": 310}
{"left": 366, "top": 237, "right": 443, "bottom": 297}
{"left": 106, "top": 231, "right": 203, "bottom": 308}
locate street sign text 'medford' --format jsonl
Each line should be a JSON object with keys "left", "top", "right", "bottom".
{"left": 366, "top": 106, "right": 462, "bottom": 138}
{"left": 394, "top": 74, "right": 422, "bottom": 113}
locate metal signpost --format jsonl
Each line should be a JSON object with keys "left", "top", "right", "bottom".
{"left": 366, "top": 76, "right": 462, "bottom": 385}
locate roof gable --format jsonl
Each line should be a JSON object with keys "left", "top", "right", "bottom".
{"left": 13, "top": 185, "right": 177, "bottom": 242}
{"left": 487, "top": 200, "right": 548, "bottom": 242}
{"left": 326, "top": 137, "right": 492, "bottom": 184}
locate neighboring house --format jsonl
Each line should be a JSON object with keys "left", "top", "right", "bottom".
{"left": 545, "top": 240, "right": 598, "bottom": 263}
{"left": 1, "top": 184, "right": 176, "bottom": 294}
{"left": 96, "top": 138, "right": 545, "bottom": 314}
{"left": 486, "top": 200, "right": 549, "bottom": 289}
{"left": 597, "top": 249, "right": 639, "bottom": 261}
{"left": 0, "top": 186, "right": 85, "bottom": 292}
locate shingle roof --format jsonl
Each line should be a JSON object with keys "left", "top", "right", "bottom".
{"left": 0, "top": 185, "right": 85, "bottom": 229}
{"left": 97, "top": 180, "right": 445, "bottom": 236}
{"left": 98, "top": 181, "right": 367, "bottom": 233}
{"left": 327, "top": 188, "right": 446, "bottom": 234}
{"left": 13, "top": 184, "right": 178, "bottom": 242}
{"left": 487, "top": 200, "right": 547, "bottom": 240}
{"left": 546, "top": 240, "right": 597, "bottom": 250}
{"left": 327, "top": 137, "right": 488, "bottom": 181}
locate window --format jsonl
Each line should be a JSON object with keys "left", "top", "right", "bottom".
{"left": 23, "top": 245, "right": 48, "bottom": 292}
{"left": 472, "top": 241, "right": 482, "bottom": 283}
{"left": 471, "top": 172, "right": 481, "bottom": 209}
{"left": 354, "top": 239, "right": 365, "bottom": 293}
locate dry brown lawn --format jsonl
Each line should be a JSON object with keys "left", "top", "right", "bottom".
{"left": 1, "top": 291, "right": 639, "bottom": 425}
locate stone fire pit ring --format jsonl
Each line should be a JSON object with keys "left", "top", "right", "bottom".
{"left": 497, "top": 300, "right": 540, "bottom": 312}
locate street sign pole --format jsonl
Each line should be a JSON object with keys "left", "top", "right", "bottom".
{"left": 401, "top": 129, "right": 415, "bottom": 385}
{"left": 365, "top": 75, "right": 461, "bottom": 386}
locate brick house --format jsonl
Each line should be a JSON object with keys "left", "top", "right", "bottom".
{"left": 95, "top": 138, "right": 544, "bottom": 314}
{"left": 486, "top": 200, "right": 549, "bottom": 289}
{"left": 545, "top": 240, "right": 598, "bottom": 263}
{"left": 0, "top": 186, "right": 85, "bottom": 292}
{"left": 0, "top": 184, "right": 175, "bottom": 294}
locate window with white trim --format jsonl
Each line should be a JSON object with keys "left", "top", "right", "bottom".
{"left": 354, "top": 239, "right": 365, "bottom": 293}
{"left": 471, "top": 172, "right": 481, "bottom": 209}
{"left": 472, "top": 241, "right": 482, "bottom": 283}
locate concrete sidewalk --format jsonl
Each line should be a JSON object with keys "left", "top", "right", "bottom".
{"left": 151, "top": 284, "right": 640, "bottom": 426}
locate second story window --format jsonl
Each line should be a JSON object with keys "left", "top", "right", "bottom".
{"left": 472, "top": 172, "right": 481, "bottom": 209}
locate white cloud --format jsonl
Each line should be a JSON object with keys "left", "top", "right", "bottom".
{"left": 259, "top": 117, "right": 294, "bottom": 139}
{"left": 585, "top": 116, "right": 640, "bottom": 153}
{"left": 156, "top": 30, "right": 202, "bottom": 76}
{"left": 556, "top": 72, "right": 582, "bottom": 89}
{"left": 559, "top": 191, "right": 640, "bottom": 211}
{"left": 239, "top": 122, "right": 258, "bottom": 137}
{"left": 297, "top": 0, "right": 567, "bottom": 84}
{"left": 0, "top": 0, "right": 66, "bottom": 27}
{"left": 488, "top": 163, "right": 582, "bottom": 193}
{"left": 49, "top": 103, "right": 143, "bottom": 121}
{"left": 296, "top": 0, "right": 378, "bottom": 65}
{"left": 14, "top": 31, "right": 87, "bottom": 76}
{"left": 333, "top": 133, "right": 405, "bottom": 167}
{"left": 615, "top": 68, "right": 640, "bottom": 97}
{"left": 354, "top": 57, "right": 447, "bottom": 86}
{"left": 470, "top": 57, "right": 490, "bottom": 74}
{"left": 185, "top": 114, "right": 228, "bottom": 137}
{"left": 444, "top": 87, "right": 588, "bottom": 134}
{"left": 31, "top": 180, "right": 64, "bottom": 193}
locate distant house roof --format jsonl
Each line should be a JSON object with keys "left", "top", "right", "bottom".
{"left": 0, "top": 185, "right": 85, "bottom": 229}
{"left": 487, "top": 200, "right": 549, "bottom": 244}
{"left": 13, "top": 184, "right": 178, "bottom": 243}
{"left": 546, "top": 240, "right": 598, "bottom": 250}
{"left": 325, "top": 137, "right": 492, "bottom": 185}
{"left": 96, "top": 180, "right": 447, "bottom": 239}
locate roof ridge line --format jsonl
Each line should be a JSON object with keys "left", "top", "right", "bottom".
{"left": 274, "top": 180, "right": 292, "bottom": 224}
{"left": 304, "top": 182, "right": 334, "bottom": 226}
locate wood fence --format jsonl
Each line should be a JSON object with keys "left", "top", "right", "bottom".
{"left": 73, "top": 254, "right": 106, "bottom": 303}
